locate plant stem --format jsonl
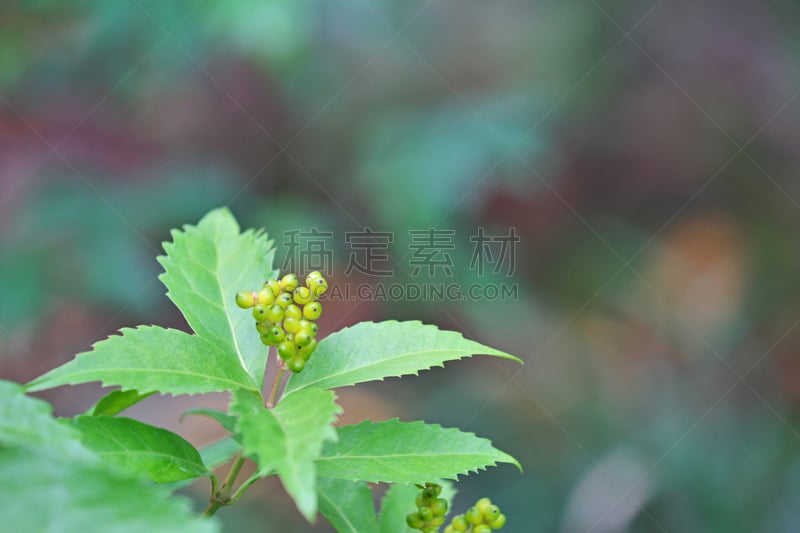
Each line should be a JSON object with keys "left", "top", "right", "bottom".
{"left": 266, "top": 360, "right": 286, "bottom": 408}
{"left": 203, "top": 453, "right": 246, "bottom": 518}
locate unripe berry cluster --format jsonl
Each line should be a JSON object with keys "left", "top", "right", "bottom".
{"left": 235, "top": 271, "right": 328, "bottom": 373}
{"left": 406, "top": 483, "right": 448, "bottom": 533}
{"left": 444, "top": 497, "right": 506, "bottom": 532}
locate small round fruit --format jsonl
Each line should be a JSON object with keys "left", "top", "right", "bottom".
{"left": 236, "top": 291, "right": 255, "bottom": 309}
{"left": 266, "top": 326, "right": 285, "bottom": 344}
{"left": 310, "top": 277, "right": 328, "bottom": 296}
{"left": 287, "top": 356, "right": 305, "bottom": 373}
{"left": 293, "top": 287, "right": 312, "bottom": 305}
{"left": 275, "top": 292, "right": 293, "bottom": 308}
{"left": 303, "top": 302, "right": 322, "bottom": 320}
{"left": 295, "top": 330, "right": 313, "bottom": 347}
{"left": 483, "top": 504, "right": 501, "bottom": 521}
{"left": 277, "top": 341, "right": 296, "bottom": 360}
{"left": 256, "top": 321, "right": 272, "bottom": 335}
{"left": 465, "top": 507, "right": 483, "bottom": 526}
{"left": 265, "top": 304, "right": 284, "bottom": 324}
{"left": 283, "top": 317, "right": 301, "bottom": 334}
{"left": 488, "top": 513, "right": 506, "bottom": 530}
{"left": 428, "top": 516, "right": 445, "bottom": 528}
{"left": 298, "top": 320, "right": 317, "bottom": 336}
{"left": 406, "top": 513, "right": 424, "bottom": 529}
{"left": 265, "top": 279, "right": 281, "bottom": 296}
{"left": 260, "top": 333, "right": 274, "bottom": 346}
{"left": 252, "top": 305, "right": 269, "bottom": 321}
{"left": 257, "top": 288, "right": 274, "bottom": 305}
{"left": 473, "top": 525, "right": 491, "bottom": 533}
{"left": 280, "top": 273, "right": 299, "bottom": 292}
{"left": 430, "top": 498, "right": 448, "bottom": 516}
{"left": 444, "top": 526, "right": 455, "bottom": 533}
{"left": 297, "top": 339, "right": 317, "bottom": 360}
{"left": 418, "top": 507, "right": 433, "bottom": 521}
{"left": 451, "top": 515, "right": 468, "bottom": 531}
{"left": 284, "top": 304, "right": 302, "bottom": 320}
{"left": 305, "top": 271, "right": 323, "bottom": 286}
{"left": 475, "top": 498, "right": 492, "bottom": 515}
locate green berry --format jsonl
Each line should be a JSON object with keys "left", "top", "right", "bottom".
{"left": 422, "top": 529, "right": 438, "bottom": 533}
{"left": 287, "top": 356, "right": 305, "bottom": 373}
{"left": 256, "top": 288, "right": 274, "bottom": 306}
{"left": 297, "top": 339, "right": 317, "bottom": 360}
{"left": 451, "top": 515, "right": 468, "bottom": 531}
{"left": 284, "top": 304, "right": 302, "bottom": 320}
{"left": 418, "top": 507, "right": 433, "bottom": 521}
{"left": 298, "top": 320, "right": 317, "bottom": 336}
{"left": 236, "top": 291, "right": 255, "bottom": 309}
{"left": 475, "top": 498, "right": 492, "bottom": 515}
{"left": 252, "top": 305, "right": 269, "bottom": 321}
{"left": 444, "top": 526, "right": 455, "bottom": 533}
{"left": 285, "top": 332, "right": 294, "bottom": 343}
{"left": 430, "top": 498, "right": 448, "bottom": 516}
{"left": 305, "top": 271, "right": 323, "bottom": 286}
{"left": 256, "top": 321, "right": 272, "bottom": 334}
{"left": 265, "top": 279, "right": 281, "bottom": 296}
{"left": 483, "top": 504, "right": 500, "bottom": 521}
{"left": 280, "top": 273, "right": 299, "bottom": 292}
{"left": 303, "top": 301, "right": 322, "bottom": 320}
{"left": 310, "top": 276, "right": 328, "bottom": 296}
{"left": 428, "top": 516, "right": 445, "bottom": 527}
{"left": 406, "top": 513, "right": 424, "bottom": 529}
{"left": 277, "top": 341, "right": 296, "bottom": 360}
{"left": 283, "top": 317, "right": 301, "bottom": 334}
{"left": 473, "top": 525, "right": 491, "bottom": 533}
{"left": 488, "top": 513, "right": 506, "bottom": 530}
{"left": 260, "top": 334, "right": 274, "bottom": 346}
{"left": 265, "top": 304, "right": 284, "bottom": 324}
{"left": 266, "top": 326, "right": 285, "bottom": 344}
{"left": 416, "top": 494, "right": 425, "bottom": 508}
{"left": 295, "top": 330, "right": 313, "bottom": 347}
{"left": 293, "top": 286, "right": 312, "bottom": 305}
{"left": 465, "top": 507, "right": 483, "bottom": 526}
{"left": 275, "top": 292, "right": 293, "bottom": 308}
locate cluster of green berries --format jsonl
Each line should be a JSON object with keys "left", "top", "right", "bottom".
{"left": 444, "top": 497, "right": 506, "bottom": 533}
{"left": 235, "top": 271, "right": 328, "bottom": 373}
{"left": 406, "top": 483, "right": 449, "bottom": 532}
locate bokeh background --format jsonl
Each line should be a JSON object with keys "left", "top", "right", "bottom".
{"left": 2, "top": 1, "right": 800, "bottom": 532}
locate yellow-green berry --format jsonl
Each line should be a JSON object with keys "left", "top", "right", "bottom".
{"left": 293, "top": 286, "right": 312, "bottom": 305}
{"left": 310, "top": 276, "right": 328, "bottom": 296}
{"left": 303, "top": 301, "right": 322, "bottom": 320}
{"left": 277, "top": 341, "right": 296, "bottom": 360}
{"left": 298, "top": 319, "right": 317, "bottom": 336}
{"left": 295, "top": 330, "right": 313, "bottom": 347}
{"left": 256, "top": 288, "right": 274, "bottom": 306}
{"left": 475, "top": 498, "right": 492, "bottom": 515}
{"left": 253, "top": 305, "right": 269, "bottom": 321}
{"left": 406, "top": 514, "right": 424, "bottom": 529}
{"left": 483, "top": 504, "right": 501, "bottom": 522}
{"left": 265, "top": 279, "right": 281, "bottom": 296}
{"left": 284, "top": 317, "right": 301, "bottom": 334}
{"left": 284, "top": 304, "right": 302, "bottom": 320}
{"left": 287, "top": 356, "right": 305, "bottom": 373}
{"left": 430, "top": 498, "right": 448, "bottom": 516}
{"left": 465, "top": 507, "right": 483, "bottom": 526}
{"left": 280, "top": 273, "right": 299, "bottom": 292}
{"left": 428, "top": 516, "right": 445, "bottom": 528}
{"left": 297, "top": 339, "right": 317, "bottom": 360}
{"left": 451, "top": 515, "right": 468, "bottom": 531}
{"left": 305, "top": 271, "right": 323, "bottom": 286}
{"left": 256, "top": 321, "right": 272, "bottom": 334}
{"left": 266, "top": 326, "right": 285, "bottom": 345}
{"left": 488, "top": 513, "right": 506, "bottom": 529}
{"left": 236, "top": 291, "right": 255, "bottom": 309}
{"left": 275, "top": 292, "right": 293, "bottom": 308}
{"left": 265, "top": 304, "right": 284, "bottom": 324}
{"left": 473, "top": 525, "right": 491, "bottom": 533}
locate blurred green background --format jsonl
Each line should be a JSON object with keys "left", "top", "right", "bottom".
{"left": 2, "top": 1, "right": 800, "bottom": 532}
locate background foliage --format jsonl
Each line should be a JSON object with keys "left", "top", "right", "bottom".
{"left": 2, "top": 1, "right": 800, "bottom": 531}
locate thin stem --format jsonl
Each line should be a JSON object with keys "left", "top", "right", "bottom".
{"left": 203, "top": 453, "right": 247, "bottom": 518}
{"left": 267, "top": 360, "right": 286, "bottom": 408}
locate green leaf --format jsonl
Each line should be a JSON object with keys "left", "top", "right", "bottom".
{"left": 0, "top": 447, "right": 219, "bottom": 533}
{"left": 0, "top": 379, "right": 89, "bottom": 459}
{"left": 284, "top": 321, "right": 521, "bottom": 395}
{"left": 26, "top": 326, "right": 258, "bottom": 395}
{"left": 71, "top": 416, "right": 209, "bottom": 483}
{"left": 317, "top": 419, "right": 521, "bottom": 484}
{"left": 182, "top": 408, "right": 238, "bottom": 433}
{"left": 379, "top": 481, "right": 457, "bottom": 533}
{"left": 231, "top": 388, "right": 341, "bottom": 521}
{"left": 200, "top": 436, "right": 241, "bottom": 470}
{"left": 318, "top": 478, "right": 379, "bottom": 533}
{"left": 158, "top": 207, "right": 278, "bottom": 388}
{"left": 90, "top": 389, "right": 155, "bottom": 416}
